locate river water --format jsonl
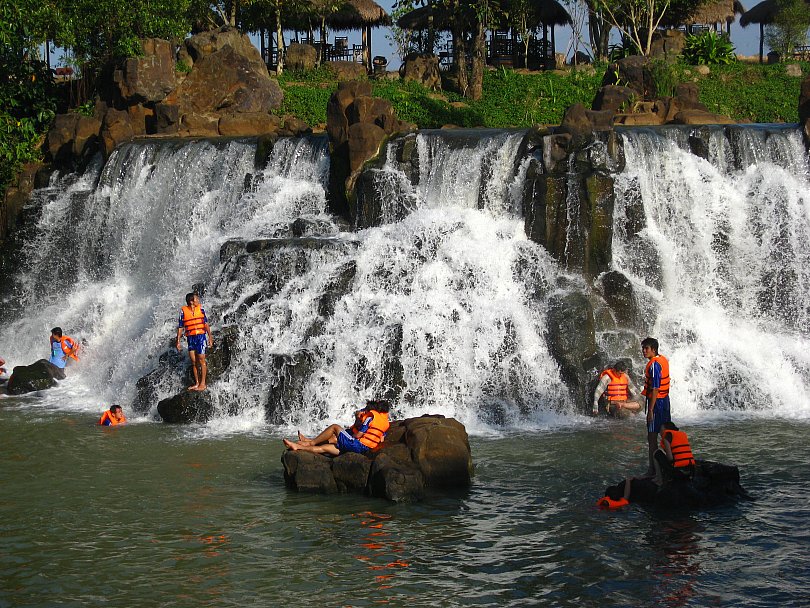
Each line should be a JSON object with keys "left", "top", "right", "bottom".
{"left": 1, "top": 401, "right": 808, "bottom": 607}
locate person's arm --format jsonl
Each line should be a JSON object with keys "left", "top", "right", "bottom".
{"left": 176, "top": 313, "right": 184, "bottom": 351}
{"left": 661, "top": 431, "right": 674, "bottom": 462}
{"left": 626, "top": 376, "right": 641, "bottom": 400}
{"left": 646, "top": 362, "right": 661, "bottom": 424}
{"left": 592, "top": 375, "right": 610, "bottom": 415}
{"left": 203, "top": 309, "right": 213, "bottom": 347}
{"left": 352, "top": 412, "right": 372, "bottom": 439}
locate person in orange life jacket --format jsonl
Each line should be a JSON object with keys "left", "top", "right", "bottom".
{"left": 592, "top": 360, "right": 641, "bottom": 416}
{"left": 619, "top": 421, "right": 696, "bottom": 503}
{"left": 641, "top": 337, "right": 672, "bottom": 477}
{"left": 99, "top": 404, "right": 127, "bottom": 426}
{"left": 175, "top": 292, "right": 213, "bottom": 391}
{"left": 49, "top": 327, "right": 80, "bottom": 373}
{"left": 283, "top": 400, "right": 392, "bottom": 456}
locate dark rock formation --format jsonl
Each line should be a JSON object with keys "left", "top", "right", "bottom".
{"left": 603, "top": 56, "right": 657, "bottom": 100}
{"left": 132, "top": 327, "right": 237, "bottom": 416}
{"left": 649, "top": 29, "right": 686, "bottom": 58}
{"left": 603, "top": 460, "right": 751, "bottom": 509}
{"left": 281, "top": 415, "right": 473, "bottom": 502}
{"left": 157, "top": 390, "right": 237, "bottom": 423}
{"left": 545, "top": 291, "right": 598, "bottom": 404}
{"left": 285, "top": 43, "right": 317, "bottom": 71}
{"left": 402, "top": 53, "right": 441, "bottom": 90}
{"left": 325, "top": 61, "right": 368, "bottom": 81}
{"left": 326, "top": 81, "right": 414, "bottom": 223}
{"left": 115, "top": 38, "right": 176, "bottom": 104}
{"left": 6, "top": 359, "right": 65, "bottom": 395}
{"left": 592, "top": 85, "right": 636, "bottom": 113}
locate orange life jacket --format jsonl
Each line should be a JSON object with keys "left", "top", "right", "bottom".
{"left": 99, "top": 410, "right": 126, "bottom": 426}
{"left": 661, "top": 430, "right": 695, "bottom": 468}
{"left": 600, "top": 369, "right": 630, "bottom": 401}
{"left": 181, "top": 305, "right": 207, "bottom": 337}
{"left": 357, "top": 410, "right": 390, "bottom": 449}
{"left": 58, "top": 336, "right": 80, "bottom": 361}
{"left": 642, "top": 354, "right": 670, "bottom": 399}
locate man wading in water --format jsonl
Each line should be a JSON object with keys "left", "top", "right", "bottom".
{"left": 175, "top": 293, "right": 213, "bottom": 391}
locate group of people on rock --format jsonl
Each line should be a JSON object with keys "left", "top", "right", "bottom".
{"left": 596, "top": 337, "right": 696, "bottom": 508}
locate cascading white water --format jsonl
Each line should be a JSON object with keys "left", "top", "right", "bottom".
{"left": 214, "top": 131, "right": 572, "bottom": 434}
{"left": 613, "top": 126, "right": 810, "bottom": 419}
{"left": 0, "top": 137, "right": 331, "bottom": 415}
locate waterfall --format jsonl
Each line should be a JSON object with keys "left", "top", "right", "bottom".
{"left": 211, "top": 130, "right": 571, "bottom": 433}
{"left": 613, "top": 125, "right": 810, "bottom": 419}
{"left": 0, "top": 137, "right": 331, "bottom": 415}
{"left": 6, "top": 125, "right": 808, "bottom": 431}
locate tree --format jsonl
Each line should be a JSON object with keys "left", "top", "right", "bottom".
{"left": 0, "top": 0, "right": 57, "bottom": 196}
{"left": 593, "top": 0, "right": 672, "bottom": 56}
{"left": 765, "top": 0, "right": 810, "bottom": 58}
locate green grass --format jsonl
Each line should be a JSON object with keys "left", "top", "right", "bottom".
{"left": 693, "top": 62, "right": 808, "bottom": 123}
{"left": 275, "top": 61, "right": 808, "bottom": 129}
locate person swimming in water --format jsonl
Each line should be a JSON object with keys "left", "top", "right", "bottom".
{"left": 98, "top": 404, "right": 127, "bottom": 426}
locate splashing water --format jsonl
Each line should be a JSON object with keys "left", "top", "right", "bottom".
{"left": 613, "top": 126, "right": 810, "bottom": 421}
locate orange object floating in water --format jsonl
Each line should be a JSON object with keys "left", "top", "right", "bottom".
{"left": 597, "top": 496, "right": 629, "bottom": 510}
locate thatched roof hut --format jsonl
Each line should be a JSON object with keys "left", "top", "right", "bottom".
{"left": 686, "top": 0, "right": 741, "bottom": 24}
{"left": 326, "top": 0, "right": 392, "bottom": 30}
{"left": 396, "top": 5, "right": 454, "bottom": 31}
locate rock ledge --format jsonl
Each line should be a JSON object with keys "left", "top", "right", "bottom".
{"left": 281, "top": 414, "right": 473, "bottom": 502}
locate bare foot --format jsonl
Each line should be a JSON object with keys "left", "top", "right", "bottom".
{"left": 188, "top": 385, "right": 199, "bottom": 392}
{"left": 283, "top": 439, "right": 300, "bottom": 451}
{"left": 196, "top": 384, "right": 206, "bottom": 391}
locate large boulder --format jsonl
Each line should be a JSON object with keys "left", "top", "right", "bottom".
{"left": 132, "top": 327, "right": 237, "bottom": 415}
{"left": 165, "top": 27, "right": 283, "bottom": 118}
{"left": 402, "top": 53, "right": 441, "bottom": 90}
{"left": 6, "top": 359, "right": 64, "bottom": 395}
{"left": 603, "top": 460, "right": 751, "bottom": 509}
{"left": 281, "top": 415, "right": 473, "bottom": 502}
{"left": 284, "top": 43, "right": 317, "bottom": 72}
{"left": 100, "top": 109, "right": 134, "bottom": 157}
{"left": 115, "top": 38, "right": 176, "bottom": 104}
{"left": 157, "top": 390, "right": 237, "bottom": 423}
{"left": 602, "top": 56, "right": 656, "bottom": 100}
{"left": 326, "top": 81, "right": 414, "bottom": 223}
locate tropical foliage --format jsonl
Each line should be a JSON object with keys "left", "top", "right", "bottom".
{"left": 682, "top": 31, "right": 736, "bottom": 65}
{"left": 0, "top": 0, "right": 57, "bottom": 197}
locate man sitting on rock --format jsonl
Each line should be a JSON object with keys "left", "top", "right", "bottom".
{"left": 283, "top": 400, "right": 391, "bottom": 456}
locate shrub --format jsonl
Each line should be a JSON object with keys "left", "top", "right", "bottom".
{"left": 682, "top": 31, "right": 736, "bottom": 65}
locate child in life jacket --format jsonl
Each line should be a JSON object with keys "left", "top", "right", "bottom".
{"left": 99, "top": 405, "right": 127, "bottom": 426}
{"left": 283, "top": 400, "right": 391, "bottom": 456}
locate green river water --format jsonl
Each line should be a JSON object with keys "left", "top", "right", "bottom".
{"left": 1, "top": 400, "right": 807, "bottom": 607}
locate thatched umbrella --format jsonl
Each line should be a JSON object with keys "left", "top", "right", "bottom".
{"left": 687, "top": 0, "right": 739, "bottom": 31}
{"left": 740, "top": 0, "right": 779, "bottom": 62}
{"left": 396, "top": 5, "right": 454, "bottom": 32}
{"left": 528, "top": 0, "right": 573, "bottom": 59}
{"left": 324, "top": 0, "right": 391, "bottom": 67}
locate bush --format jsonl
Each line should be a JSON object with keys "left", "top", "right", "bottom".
{"left": 682, "top": 31, "right": 736, "bottom": 65}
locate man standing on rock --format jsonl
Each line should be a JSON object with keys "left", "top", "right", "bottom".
{"left": 641, "top": 337, "right": 671, "bottom": 477}
{"left": 175, "top": 292, "right": 213, "bottom": 391}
